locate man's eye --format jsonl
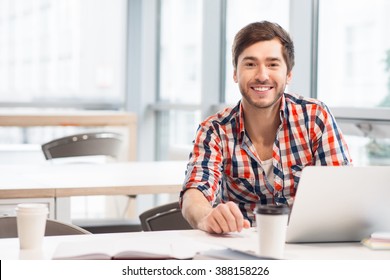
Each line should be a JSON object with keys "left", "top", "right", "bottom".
{"left": 245, "top": 62, "right": 256, "bottom": 67}
{"left": 268, "top": 63, "right": 279, "bottom": 68}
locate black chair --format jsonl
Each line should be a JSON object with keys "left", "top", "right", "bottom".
{"left": 41, "top": 131, "right": 141, "bottom": 233}
{"left": 139, "top": 201, "right": 192, "bottom": 231}
{"left": 0, "top": 216, "right": 91, "bottom": 238}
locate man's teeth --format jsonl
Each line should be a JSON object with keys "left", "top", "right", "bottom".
{"left": 254, "top": 87, "right": 270, "bottom": 92}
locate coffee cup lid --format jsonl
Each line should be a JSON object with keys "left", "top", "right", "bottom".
{"left": 16, "top": 203, "right": 48, "bottom": 213}
{"left": 254, "top": 204, "right": 290, "bottom": 215}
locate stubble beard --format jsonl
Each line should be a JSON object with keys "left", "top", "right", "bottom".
{"left": 240, "top": 86, "right": 285, "bottom": 110}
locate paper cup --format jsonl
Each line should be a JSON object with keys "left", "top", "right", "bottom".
{"left": 255, "top": 204, "right": 290, "bottom": 259}
{"left": 16, "top": 204, "right": 48, "bottom": 250}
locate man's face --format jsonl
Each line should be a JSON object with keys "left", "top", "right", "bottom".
{"left": 233, "top": 39, "right": 292, "bottom": 110}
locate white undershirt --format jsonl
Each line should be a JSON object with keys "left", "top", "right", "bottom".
{"left": 260, "top": 158, "right": 274, "bottom": 186}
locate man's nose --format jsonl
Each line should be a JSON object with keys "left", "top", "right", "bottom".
{"left": 254, "top": 65, "right": 269, "bottom": 82}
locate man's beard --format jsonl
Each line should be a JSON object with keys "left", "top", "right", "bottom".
{"left": 240, "top": 87, "right": 284, "bottom": 109}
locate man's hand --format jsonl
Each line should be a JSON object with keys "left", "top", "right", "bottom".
{"left": 197, "top": 201, "right": 251, "bottom": 234}
{"left": 182, "top": 189, "right": 250, "bottom": 234}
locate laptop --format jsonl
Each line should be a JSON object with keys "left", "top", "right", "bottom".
{"left": 285, "top": 166, "right": 390, "bottom": 243}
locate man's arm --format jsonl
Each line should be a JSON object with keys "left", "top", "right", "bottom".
{"left": 181, "top": 189, "right": 250, "bottom": 234}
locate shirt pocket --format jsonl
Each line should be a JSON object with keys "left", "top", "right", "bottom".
{"left": 283, "top": 150, "right": 313, "bottom": 181}
{"left": 224, "top": 162, "right": 256, "bottom": 193}
{"left": 281, "top": 164, "right": 305, "bottom": 196}
{"left": 288, "top": 164, "right": 303, "bottom": 182}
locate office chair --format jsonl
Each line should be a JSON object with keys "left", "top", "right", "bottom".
{"left": 41, "top": 132, "right": 123, "bottom": 161}
{"left": 0, "top": 216, "right": 91, "bottom": 238}
{"left": 139, "top": 201, "right": 192, "bottom": 231}
{"left": 41, "top": 131, "right": 141, "bottom": 233}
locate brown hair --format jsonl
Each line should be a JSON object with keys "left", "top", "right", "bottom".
{"left": 232, "top": 21, "right": 294, "bottom": 73}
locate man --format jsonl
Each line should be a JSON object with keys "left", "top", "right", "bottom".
{"left": 180, "top": 21, "right": 352, "bottom": 234}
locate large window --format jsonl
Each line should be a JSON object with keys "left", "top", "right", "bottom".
{"left": 318, "top": 0, "right": 390, "bottom": 165}
{"left": 317, "top": 0, "right": 390, "bottom": 108}
{"left": 0, "top": 0, "right": 128, "bottom": 149}
{"left": 0, "top": 0, "right": 127, "bottom": 107}
{"left": 159, "top": 0, "right": 202, "bottom": 105}
{"left": 156, "top": 0, "right": 203, "bottom": 160}
{"left": 0, "top": 0, "right": 129, "bottom": 219}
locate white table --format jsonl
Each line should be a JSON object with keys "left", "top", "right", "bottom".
{"left": 0, "top": 228, "right": 389, "bottom": 260}
{"left": 0, "top": 161, "right": 187, "bottom": 221}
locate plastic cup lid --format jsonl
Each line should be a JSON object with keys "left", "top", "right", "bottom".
{"left": 16, "top": 203, "right": 48, "bottom": 213}
{"left": 254, "top": 204, "right": 290, "bottom": 215}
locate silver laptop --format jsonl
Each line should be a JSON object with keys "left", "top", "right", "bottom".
{"left": 286, "top": 166, "right": 390, "bottom": 243}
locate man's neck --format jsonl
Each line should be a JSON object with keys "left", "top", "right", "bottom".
{"left": 242, "top": 101, "right": 281, "bottom": 160}
{"left": 243, "top": 101, "right": 280, "bottom": 137}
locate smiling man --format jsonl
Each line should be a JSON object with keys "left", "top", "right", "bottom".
{"left": 180, "top": 21, "right": 352, "bottom": 234}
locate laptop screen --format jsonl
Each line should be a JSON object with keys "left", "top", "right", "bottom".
{"left": 286, "top": 166, "right": 390, "bottom": 243}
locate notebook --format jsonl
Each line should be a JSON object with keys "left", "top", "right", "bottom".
{"left": 52, "top": 235, "right": 225, "bottom": 260}
{"left": 285, "top": 166, "right": 390, "bottom": 243}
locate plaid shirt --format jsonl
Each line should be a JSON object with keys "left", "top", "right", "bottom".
{"left": 180, "top": 93, "right": 352, "bottom": 224}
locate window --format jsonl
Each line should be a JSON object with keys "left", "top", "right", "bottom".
{"left": 317, "top": 0, "right": 390, "bottom": 108}
{"left": 318, "top": 0, "right": 390, "bottom": 165}
{"left": 0, "top": 0, "right": 127, "bottom": 107}
{"left": 159, "top": 0, "right": 202, "bottom": 104}
{"left": 0, "top": 0, "right": 128, "bottom": 149}
{"left": 156, "top": 0, "right": 203, "bottom": 160}
{"left": 0, "top": 0, "right": 128, "bottom": 219}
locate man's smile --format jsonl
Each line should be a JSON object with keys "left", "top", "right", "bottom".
{"left": 252, "top": 86, "right": 273, "bottom": 92}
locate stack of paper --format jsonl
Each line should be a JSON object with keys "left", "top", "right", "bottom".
{"left": 361, "top": 232, "right": 390, "bottom": 250}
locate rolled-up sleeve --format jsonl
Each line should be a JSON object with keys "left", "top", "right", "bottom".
{"left": 180, "top": 122, "right": 224, "bottom": 206}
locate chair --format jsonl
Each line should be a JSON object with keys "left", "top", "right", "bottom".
{"left": 139, "top": 201, "right": 192, "bottom": 231}
{"left": 0, "top": 216, "right": 91, "bottom": 238}
{"left": 41, "top": 131, "right": 141, "bottom": 233}
{"left": 71, "top": 218, "right": 141, "bottom": 234}
{"left": 41, "top": 132, "right": 123, "bottom": 161}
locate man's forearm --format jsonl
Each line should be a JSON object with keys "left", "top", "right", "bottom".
{"left": 181, "top": 189, "right": 213, "bottom": 229}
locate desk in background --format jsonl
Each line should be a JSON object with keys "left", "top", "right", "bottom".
{"left": 0, "top": 161, "right": 187, "bottom": 222}
{"left": 0, "top": 110, "right": 137, "bottom": 161}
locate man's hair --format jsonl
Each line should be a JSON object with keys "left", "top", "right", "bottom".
{"left": 232, "top": 21, "right": 295, "bottom": 73}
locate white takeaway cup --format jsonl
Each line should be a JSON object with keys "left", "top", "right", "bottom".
{"left": 16, "top": 203, "right": 48, "bottom": 250}
{"left": 255, "top": 204, "right": 290, "bottom": 259}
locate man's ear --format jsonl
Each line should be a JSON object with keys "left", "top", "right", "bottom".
{"left": 286, "top": 71, "right": 293, "bottom": 84}
{"left": 233, "top": 69, "right": 238, "bottom": 83}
